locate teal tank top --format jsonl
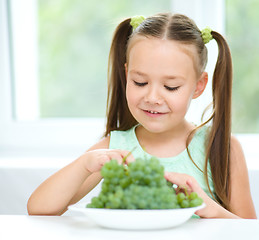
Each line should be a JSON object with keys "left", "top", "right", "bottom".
{"left": 109, "top": 125, "right": 215, "bottom": 199}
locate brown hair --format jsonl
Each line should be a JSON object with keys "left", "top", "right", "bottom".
{"left": 105, "top": 13, "right": 232, "bottom": 210}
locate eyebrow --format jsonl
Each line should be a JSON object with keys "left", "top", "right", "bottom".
{"left": 129, "top": 70, "right": 184, "bottom": 81}
{"left": 129, "top": 70, "right": 148, "bottom": 77}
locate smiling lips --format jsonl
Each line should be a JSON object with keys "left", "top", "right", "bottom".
{"left": 143, "top": 109, "right": 167, "bottom": 117}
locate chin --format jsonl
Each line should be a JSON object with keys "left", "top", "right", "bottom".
{"left": 141, "top": 123, "right": 167, "bottom": 134}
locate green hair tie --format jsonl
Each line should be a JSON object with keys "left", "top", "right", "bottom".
{"left": 130, "top": 15, "right": 145, "bottom": 30}
{"left": 201, "top": 27, "right": 213, "bottom": 44}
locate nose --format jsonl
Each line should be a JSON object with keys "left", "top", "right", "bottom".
{"left": 144, "top": 85, "right": 163, "bottom": 105}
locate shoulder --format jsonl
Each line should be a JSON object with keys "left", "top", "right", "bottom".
{"left": 110, "top": 127, "right": 135, "bottom": 138}
{"left": 229, "top": 135, "right": 248, "bottom": 188}
{"left": 229, "top": 135, "right": 248, "bottom": 174}
{"left": 230, "top": 135, "right": 245, "bottom": 164}
{"left": 87, "top": 136, "right": 110, "bottom": 151}
{"left": 229, "top": 135, "right": 249, "bottom": 179}
{"left": 193, "top": 124, "right": 210, "bottom": 139}
{"left": 109, "top": 126, "right": 137, "bottom": 150}
{"left": 190, "top": 124, "right": 209, "bottom": 147}
{"left": 86, "top": 126, "right": 136, "bottom": 151}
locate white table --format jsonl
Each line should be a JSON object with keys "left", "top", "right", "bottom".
{"left": 0, "top": 215, "right": 258, "bottom": 240}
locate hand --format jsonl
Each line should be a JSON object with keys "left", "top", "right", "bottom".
{"left": 164, "top": 172, "right": 223, "bottom": 218}
{"left": 80, "top": 149, "right": 135, "bottom": 173}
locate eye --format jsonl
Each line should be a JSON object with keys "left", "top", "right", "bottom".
{"left": 133, "top": 81, "right": 147, "bottom": 87}
{"left": 164, "top": 86, "right": 180, "bottom": 91}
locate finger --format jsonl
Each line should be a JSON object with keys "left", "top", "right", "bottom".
{"left": 108, "top": 152, "right": 125, "bottom": 164}
{"left": 164, "top": 172, "right": 184, "bottom": 186}
{"left": 98, "top": 154, "right": 112, "bottom": 167}
{"left": 165, "top": 172, "right": 194, "bottom": 192}
{"left": 164, "top": 171, "right": 173, "bottom": 180}
{"left": 186, "top": 179, "right": 202, "bottom": 194}
{"left": 117, "top": 150, "right": 135, "bottom": 164}
{"left": 186, "top": 179, "right": 207, "bottom": 199}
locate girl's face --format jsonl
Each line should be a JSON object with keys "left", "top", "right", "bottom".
{"left": 125, "top": 37, "right": 207, "bottom": 134}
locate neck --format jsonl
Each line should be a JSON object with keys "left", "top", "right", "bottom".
{"left": 135, "top": 121, "right": 195, "bottom": 158}
{"left": 137, "top": 121, "right": 194, "bottom": 141}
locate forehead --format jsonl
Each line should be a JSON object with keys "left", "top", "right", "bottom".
{"left": 127, "top": 37, "right": 198, "bottom": 77}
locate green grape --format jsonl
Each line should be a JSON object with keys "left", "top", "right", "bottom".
{"left": 177, "top": 192, "right": 186, "bottom": 203}
{"left": 87, "top": 197, "right": 103, "bottom": 208}
{"left": 189, "top": 192, "right": 198, "bottom": 200}
{"left": 99, "top": 193, "right": 108, "bottom": 203}
{"left": 110, "top": 177, "right": 120, "bottom": 185}
{"left": 87, "top": 157, "right": 202, "bottom": 209}
{"left": 189, "top": 197, "right": 203, "bottom": 207}
{"left": 180, "top": 199, "right": 190, "bottom": 208}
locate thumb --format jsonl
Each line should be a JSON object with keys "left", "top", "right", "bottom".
{"left": 164, "top": 171, "right": 172, "bottom": 181}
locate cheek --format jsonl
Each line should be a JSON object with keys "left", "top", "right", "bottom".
{"left": 126, "top": 84, "right": 137, "bottom": 106}
{"left": 168, "top": 91, "right": 193, "bottom": 112}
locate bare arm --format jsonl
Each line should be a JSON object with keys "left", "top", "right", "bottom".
{"left": 165, "top": 136, "right": 257, "bottom": 219}
{"left": 27, "top": 137, "right": 134, "bottom": 215}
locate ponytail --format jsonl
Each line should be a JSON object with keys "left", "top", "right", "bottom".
{"left": 105, "top": 19, "right": 138, "bottom": 136}
{"left": 204, "top": 31, "right": 233, "bottom": 210}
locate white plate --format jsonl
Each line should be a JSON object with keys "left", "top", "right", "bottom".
{"left": 68, "top": 203, "right": 205, "bottom": 230}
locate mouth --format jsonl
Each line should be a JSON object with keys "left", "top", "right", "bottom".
{"left": 146, "top": 110, "right": 161, "bottom": 114}
{"left": 143, "top": 109, "right": 167, "bottom": 116}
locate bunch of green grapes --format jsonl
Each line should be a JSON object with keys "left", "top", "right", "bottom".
{"left": 87, "top": 157, "right": 203, "bottom": 209}
{"left": 177, "top": 191, "right": 203, "bottom": 208}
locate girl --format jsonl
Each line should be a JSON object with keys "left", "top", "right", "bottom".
{"left": 27, "top": 13, "right": 256, "bottom": 218}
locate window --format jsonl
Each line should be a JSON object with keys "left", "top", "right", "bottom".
{"left": 226, "top": 0, "right": 259, "bottom": 133}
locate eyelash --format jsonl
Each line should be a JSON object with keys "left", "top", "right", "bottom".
{"left": 164, "top": 86, "right": 180, "bottom": 91}
{"left": 133, "top": 81, "right": 147, "bottom": 87}
{"left": 133, "top": 81, "right": 180, "bottom": 92}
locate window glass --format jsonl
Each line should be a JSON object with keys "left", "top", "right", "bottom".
{"left": 226, "top": 0, "right": 259, "bottom": 133}
{"left": 38, "top": 0, "right": 172, "bottom": 118}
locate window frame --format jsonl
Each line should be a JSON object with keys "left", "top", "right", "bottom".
{"left": 0, "top": 0, "right": 258, "bottom": 170}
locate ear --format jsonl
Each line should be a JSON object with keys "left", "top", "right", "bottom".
{"left": 124, "top": 63, "right": 128, "bottom": 81}
{"left": 192, "top": 72, "right": 208, "bottom": 99}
